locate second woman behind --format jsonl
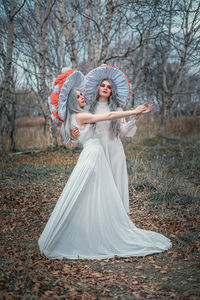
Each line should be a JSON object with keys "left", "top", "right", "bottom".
{"left": 72, "top": 65, "right": 141, "bottom": 213}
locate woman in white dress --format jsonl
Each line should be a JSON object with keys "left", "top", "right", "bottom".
{"left": 38, "top": 70, "right": 171, "bottom": 260}
{"left": 71, "top": 65, "right": 140, "bottom": 213}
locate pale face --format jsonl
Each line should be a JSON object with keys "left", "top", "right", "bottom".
{"left": 98, "top": 80, "right": 112, "bottom": 100}
{"left": 76, "top": 90, "right": 86, "bottom": 108}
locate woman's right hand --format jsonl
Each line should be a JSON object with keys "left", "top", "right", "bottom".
{"left": 134, "top": 104, "right": 152, "bottom": 115}
{"left": 70, "top": 127, "right": 80, "bottom": 139}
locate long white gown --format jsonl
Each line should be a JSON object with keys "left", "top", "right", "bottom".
{"left": 95, "top": 102, "right": 136, "bottom": 213}
{"left": 38, "top": 113, "right": 171, "bottom": 260}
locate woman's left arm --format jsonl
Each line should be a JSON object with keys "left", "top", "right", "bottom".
{"left": 76, "top": 104, "right": 152, "bottom": 126}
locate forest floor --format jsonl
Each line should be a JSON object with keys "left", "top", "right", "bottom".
{"left": 0, "top": 136, "right": 200, "bottom": 299}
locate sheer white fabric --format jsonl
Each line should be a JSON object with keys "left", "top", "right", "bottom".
{"left": 38, "top": 113, "right": 171, "bottom": 260}
{"left": 95, "top": 102, "right": 136, "bottom": 213}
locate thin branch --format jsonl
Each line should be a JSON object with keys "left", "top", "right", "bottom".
{"left": 41, "top": 0, "right": 56, "bottom": 29}
{"left": 12, "top": 0, "right": 27, "bottom": 19}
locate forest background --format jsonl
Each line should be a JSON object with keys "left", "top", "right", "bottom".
{"left": 0, "top": 1, "right": 200, "bottom": 299}
{"left": 0, "top": 0, "right": 200, "bottom": 152}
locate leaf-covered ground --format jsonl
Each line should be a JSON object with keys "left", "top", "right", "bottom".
{"left": 0, "top": 137, "right": 200, "bottom": 299}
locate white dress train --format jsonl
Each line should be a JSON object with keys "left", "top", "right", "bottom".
{"left": 38, "top": 114, "right": 171, "bottom": 260}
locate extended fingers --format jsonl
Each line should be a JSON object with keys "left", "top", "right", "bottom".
{"left": 142, "top": 104, "right": 153, "bottom": 114}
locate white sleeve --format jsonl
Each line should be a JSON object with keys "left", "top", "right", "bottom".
{"left": 117, "top": 108, "right": 137, "bottom": 137}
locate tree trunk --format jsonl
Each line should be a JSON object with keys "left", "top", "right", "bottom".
{"left": 157, "top": 94, "right": 171, "bottom": 136}
{"left": 35, "top": 0, "right": 57, "bottom": 148}
{"left": 7, "top": 93, "right": 17, "bottom": 152}
{"left": 0, "top": 115, "right": 5, "bottom": 154}
{"left": 44, "top": 114, "right": 58, "bottom": 147}
{"left": 0, "top": 0, "right": 26, "bottom": 153}
{"left": 95, "top": 0, "right": 101, "bottom": 65}
{"left": 101, "top": 0, "right": 113, "bottom": 61}
{"left": 85, "top": 0, "right": 93, "bottom": 69}
{"left": 56, "top": 0, "right": 78, "bottom": 68}
{"left": 0, "top": 4, "right": 14, "bottom": 153}
{"left": 131, "top": 92, "right": 136, "bottom": 108}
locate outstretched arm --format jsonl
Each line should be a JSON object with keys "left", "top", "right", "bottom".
{"left": 76, "top": 104, "right": 152, "bottom": 126}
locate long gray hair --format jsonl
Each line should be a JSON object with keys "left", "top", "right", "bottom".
{"left": 89, "top": 79, "right": 120, "bottom": 138}
{"left": 61, "top": 87, "right": 83, "bottom": 143}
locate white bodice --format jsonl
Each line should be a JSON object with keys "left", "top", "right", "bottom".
{"left": 95, "top": 102, "right": 137, "bottom": 138}
{"left": 95, "top": 102, "right": 111, "bottom": 138}
{"left": 70, "top": 113, "right": 96, "bottom": 146}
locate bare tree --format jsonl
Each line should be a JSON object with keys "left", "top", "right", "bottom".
{"left": 0, "top": 0, "right": 26, "bottom": 153}
{"left": 55, "top": 0, "right": 79, "bottom": 68}
{"left": 157, "top": 0, "right": 200, "bottom": 135}
{"left": 17, "top": 0, "right": 58, "bottom": 147}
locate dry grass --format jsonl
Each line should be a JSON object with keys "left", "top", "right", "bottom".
{"left": 15, "top": 127, "right": 52, "bottom": 150}
{"left": 135, "top": 115, "right": 200, "bottom": 139}
{"left": 166, "top": 116, "right": 200, "bottom": 136}
{"left": 125, "top": 137, "right": 200, "bottom": 208}
{"left": 16, "top": 116, "right": 45, "bottom": 127}
{"left": 2, "top": 115, "right": 200, "bottom": 152}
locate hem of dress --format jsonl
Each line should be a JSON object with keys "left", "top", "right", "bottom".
{"left": 41, "top": 243, "right": 172, "bottom": 260}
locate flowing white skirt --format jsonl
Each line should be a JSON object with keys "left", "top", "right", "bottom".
{"left": 38, "top": 139, "right": 171, "bottom": 260}
{"left": 98, "top": 135, "right": 129, "bottom": 212}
